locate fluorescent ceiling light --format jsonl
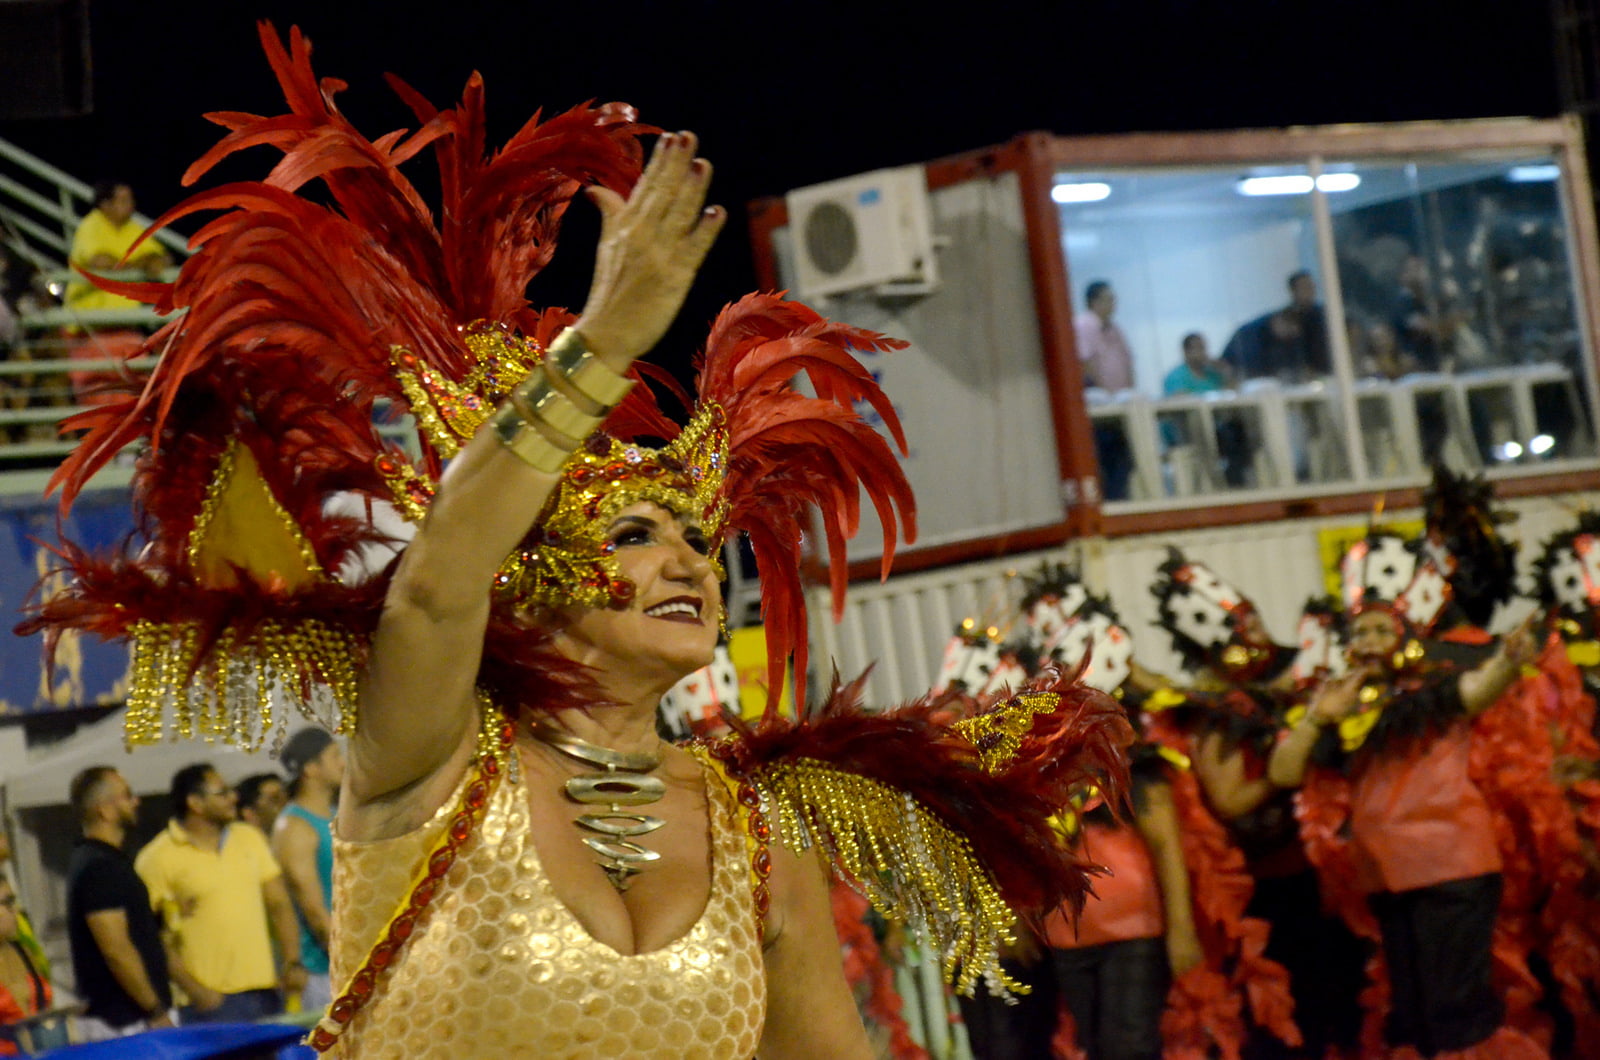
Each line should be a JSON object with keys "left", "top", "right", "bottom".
{"left": 1529, "top": 433, "right": 1556, "bottom": 455}
{"left": 1507, "top": 164, "right": 1561, "bottom": 183}
{"left": 1052, "top": 182, "right": 1112, "bottom": 204}
{"left": 1236, "top": 173, "right": 1361, "bottom": 196}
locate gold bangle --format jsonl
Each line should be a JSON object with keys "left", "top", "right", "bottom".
{"left": 489, "top": 402, "right": 574, "bottom": 473}
{"left": 547, "top": 328, "right": 635, "bottom": 408}
{"left": 509, "top": 370, "right": 605, "bottom": 443}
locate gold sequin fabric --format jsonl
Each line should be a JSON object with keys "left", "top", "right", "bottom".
{"left": 330, "top": 758, "right": 766, "bottom": 1059}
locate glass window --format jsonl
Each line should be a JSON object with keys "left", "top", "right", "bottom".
{"left": 1056, "top": 166, "right": 1349, "bottom": 504}
{"left": 1329, "top": 156, "right": 1595, "bottom": 475}
{"left": 1059, "top": 150, "right": 1598, "bottom": 507}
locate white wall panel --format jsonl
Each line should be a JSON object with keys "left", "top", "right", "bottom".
{"left": 803, "top": 488, "right": 1600, "bottom": 708}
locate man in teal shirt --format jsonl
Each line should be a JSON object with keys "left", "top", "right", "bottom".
{"left": 273, "top": 728, "right": 342, "bottom": 1015}
{"left": 1163, "top": 333, "right": 1231, "bottom": 395}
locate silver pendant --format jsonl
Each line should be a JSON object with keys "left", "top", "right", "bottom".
{"left": 564, "top": 770, "right": 666, "bottom": 891}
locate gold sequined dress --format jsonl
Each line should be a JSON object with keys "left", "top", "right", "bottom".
{"left": 330, "top": 757, "right": 766, "bottom": 1058}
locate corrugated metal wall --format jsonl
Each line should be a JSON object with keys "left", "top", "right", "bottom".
{"left": 805, "top": 489, "right": 1600, "bottom": 707}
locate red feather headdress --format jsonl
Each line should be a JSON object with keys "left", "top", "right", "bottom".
{"left": 20, "top": 22, "right": 914, "bottom": 746}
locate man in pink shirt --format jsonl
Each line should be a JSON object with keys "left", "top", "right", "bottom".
{"left": 1075, "top": 280, "right": 1136, "bottom": 498}
{"left": 1075, "top": 280, "right": 1135, "bottom": 391}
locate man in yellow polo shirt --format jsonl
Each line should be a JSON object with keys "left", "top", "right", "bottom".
{"left": 135, "top": 763, "right": 306, "bottom": 1023}
{"left": 66, "top": 181, "right": 169, "bottom": 312}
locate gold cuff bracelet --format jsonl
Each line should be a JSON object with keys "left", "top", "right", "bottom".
{"left": 546, "top": 328, "right": 635, "bottom": 408}
{"left": 510, "top": 370, "right": 605, "bottom": 444}
{"left": 489, "top": 402, "right": 576, "bottom": 474}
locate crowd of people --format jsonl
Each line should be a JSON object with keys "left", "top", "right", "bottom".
{"left": 0, "top": 727, "right": 341, "bottom": 1051}
{"left": 1078, "top": 260, "right": 1520, "bottom": 498}
{"left": 895, "top": 466, "right": 1600, "bottom": 1060}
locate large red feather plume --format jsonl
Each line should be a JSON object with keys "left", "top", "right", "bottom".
{"left": 695, "top": 294, "right": 915, "bottom": 710}
{"left": 25, "top": 22, "right": 915, "bottom": 732}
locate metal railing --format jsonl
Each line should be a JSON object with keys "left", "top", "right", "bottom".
{"left": 0, "top": 134, "right": 188, "bottom": 273}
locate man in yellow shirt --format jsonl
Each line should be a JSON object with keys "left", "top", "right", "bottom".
{"left": 66, "top": 182, "right": 169, "bottom": 312}
{"left": 135, "top": 763, "right": 305, "bottom": 1023}
{"left": 64, "top": 181, "right": 170, "bottom": 407}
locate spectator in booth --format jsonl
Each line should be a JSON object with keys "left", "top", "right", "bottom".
{"left": 272, "top": 729, "right": 343, "bottom": 1015}
{"left": 67, "top": 767, "right": 174, "bottom": 1040}
{"left": 1360, "top": 321, "right": 1415, "bottom": 381}
{"left": 135, "top": 763, "right": 305, "bottom": 1023}
{"left": 1164, "top": 334, "right": 1255, "bottom": 487}
{"left": 1163, "top": 332, "right": 1231, "bottom": 395}
{"left": 1438, "top": 284, "right": 1493, "bottom": 371}
{"left": 0, "top": 245, "right": 69, "bottom": 451}
{"left": 1076, "top": 279, "right": 1136, "bottom": 500}
{"left": 0, "top": 877, "right": 50, "bottom": 1056}
{"left": 1221, "top": 270, "right": 1331, "bottom": 382}
{"left": 1392, "top": 254, "right": 1441, "bottom": 371}
{"left": 0, "top": 246, "right": 22, "bottom": 357}
{"left": 236, "top": 773, "right": 288, "bottom": 836}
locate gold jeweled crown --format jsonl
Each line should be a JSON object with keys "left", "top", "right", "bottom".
{"left": 390, "top": 323, "right": 730, "bottom": 610}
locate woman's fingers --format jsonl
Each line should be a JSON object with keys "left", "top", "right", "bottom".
{"left": 662, "top": 156, "right": 715, "bottom": 233}
{"left": 682, "top": 205, "right": 728, "bottom": 267}
{"left": 632, "top": 131, "right": 699, "bottom": 225}
{"left": 626, "top": 131, "right": 685, "bottom": 222}
{"left": 586, "top": 184, "right": 626, "bottom": 226}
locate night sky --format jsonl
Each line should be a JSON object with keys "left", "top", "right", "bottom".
{"left": 0, "top": 1, "right": 1567, "bottom": 363}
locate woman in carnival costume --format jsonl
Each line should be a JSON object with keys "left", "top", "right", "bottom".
{"left": 1013, "top": 563, "right": 1301, "bottom": 1060}
{"left": 22, "top": 24, "right": 1132, "bottom": 1059}
{"left": 1143, "top": 553, "right": 1360, "bottom": 1060}
{"left": 1268, "top": 531, "right": 1544, "bottom": 1060}
{"left": 1521, "top": 511, "right": 1600, "bottom": 1058}
{"left": 1410, "top": 468, "right": 1600, "bottom": 1056}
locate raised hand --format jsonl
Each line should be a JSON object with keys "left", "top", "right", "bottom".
{"left": 574, "top": 131, "right": 727, "bottom": 368}
{"left": 1308, "top": 667, "right": 1373, "bottom": 724}
{"left": 1500, "top": 609, "right": 1542, "bottom": 668}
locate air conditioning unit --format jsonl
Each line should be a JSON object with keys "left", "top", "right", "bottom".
{"left": 785, "top": 165, "right": 937, "bottom": 299}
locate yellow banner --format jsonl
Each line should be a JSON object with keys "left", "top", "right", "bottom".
{"left": 728, "top": 626, "right": 793, "bottom": 718}
{"left": 1316, "top": 518, "right": 1424, "bottom": 600}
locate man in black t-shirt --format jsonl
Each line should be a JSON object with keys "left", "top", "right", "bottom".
{"left": 66, "top": 767, "right": 173, "bottom": 1040}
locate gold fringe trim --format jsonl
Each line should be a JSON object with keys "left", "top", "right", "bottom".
{"left": 125, "top": 618, "right": 362, "bottom": 751}
{"left": 750, "top": 758, "right": 1024, "bottom": 999}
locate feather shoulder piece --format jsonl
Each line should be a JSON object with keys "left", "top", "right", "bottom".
{"left": 701, "top": 667, "right": 1132, "bottom": 998}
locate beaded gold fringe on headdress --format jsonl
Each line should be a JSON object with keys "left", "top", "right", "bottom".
{"left": 124, "top": 618, "right": 361, "bottom": 751}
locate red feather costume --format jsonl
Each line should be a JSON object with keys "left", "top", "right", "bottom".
{"left": 21, "top": 22, "right": 1132, "bottom": 1052}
